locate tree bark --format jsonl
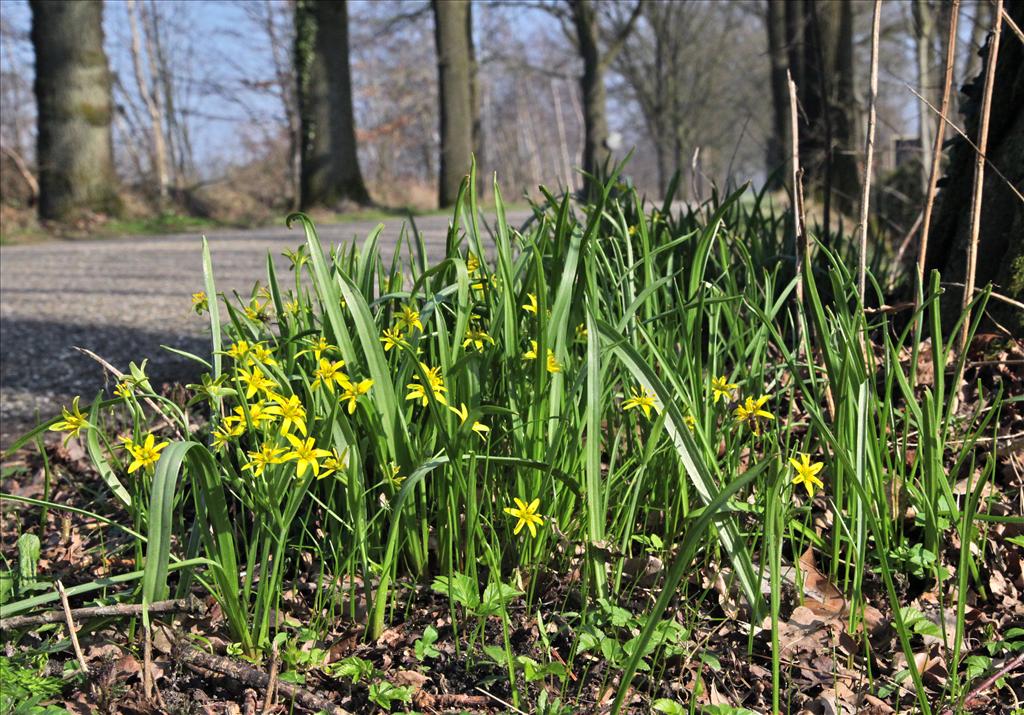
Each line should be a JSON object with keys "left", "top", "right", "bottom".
{"left": 927, "top": 0, "right": 1024, "bottom": 335}
{"left": 571, "top": 0, "right": 610, "bottom": 195}
{"left": 914, "top": 0, "right": 936, "bottom": 195}
{"left": 766, "top": 0, "right": 790, "bottom": 189}
{"left": 432, "top": 0, "right": 474, "bottom": 207}
{"left": 296, "top": 0, "right": 370, "bottom": 210}
{"left": 30, "top": 0, "right": 119, "bottom": 221}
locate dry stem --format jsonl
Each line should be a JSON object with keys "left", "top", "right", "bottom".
{"left": 857, "top": 0, "right": 882, "bottom": 303}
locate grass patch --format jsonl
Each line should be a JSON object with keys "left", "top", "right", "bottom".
{"left": 1, "top": 167, "right": 1020, "bottom": 714}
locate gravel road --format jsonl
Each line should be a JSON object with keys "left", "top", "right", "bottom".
{"left": 0, "top": 211, "right": 530, "bottom": 448}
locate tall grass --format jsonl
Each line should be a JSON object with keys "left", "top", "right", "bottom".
{"left": 4, "top": 165, "right": 1005, "bottom": 713}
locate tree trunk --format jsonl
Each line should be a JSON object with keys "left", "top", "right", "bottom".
{"left": 926, "top": 0, "right": 1024, "bottom": 335}
{"left": 432, "top": 0, "right": 474, "bottom": 208}
{"left": 913, "top": 0, "right": 936, "bottom": 196}
{"left": 572, "top": 0, "right": 610, "bottom": 196}
{"left": 806, "top": 0, "right": 858, "bottom": 214}
{"left": 126, "top": 0, "right": 168, "bottom": 205}
{"left": 30, "top": 0, "right": 119, "bottom": 222}
{"left": 296, "top": 0, "right": 370, "bottom": 210}
{"left": 766, "top": 0, "right": 790, "bottom": 189}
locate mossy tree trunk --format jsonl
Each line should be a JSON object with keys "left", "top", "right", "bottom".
{"left": 30, "top": 0, "right": 119, "bottom": 222}
{"left": 295, "top": 0, "right": 370, "bottom": 210}
{"left": 432, "top": 0, "right": 474, "bottom": 208}
{"left": 926, "top": 0, "right": 1024, "bottom": 335}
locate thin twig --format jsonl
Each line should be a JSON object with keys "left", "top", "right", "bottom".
{"left": 906, "top": 85, "right": 1024, "bottom": 205}
{"left": 858, "top": 0, "right": 882, "bottom": 303}
{"left": 0, "top": 596, "right": 201, "bottom": 630}
{"left": 887, "top": 209, "right": 923, "bottom": 291}
{"left": 959, "top": 0, "right": 1003, "bottom": 358}
{"left": 56, "top": 580, "right": 89, "bottom": 675}
{"left": 262, "top": 640, "right": 280, "bottom": 713}
{"left": 942, "top": 652, "right": 1024, "bottom": 715}
{"left": 1003, "top": 6, "right": 1024, "bottom": 43}
{"left": 917, "top": 0, "right": 960, "bottom": 294}
{"left": 73, "top": 346, "right": 184, "bottom": 440}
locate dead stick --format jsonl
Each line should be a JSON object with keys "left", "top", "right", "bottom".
{"left": 0, "top": 597, "right": 201, "bottom": 630}
{"left": 73, "top": 346, "right": 184, "bottom": 440}
{"left": 56, "top": 580, "right": 89, "bottom": 675}
{"left": 917, "top": 0, "right": 960, "bottom": 298}
{"left": 857, "top": 0, "right": 882, "bottom": 304}
{"left": 175, "top": 644, "right": 352, "bottom": 715}
{"left": 941, "top": 651, "right": 1024, "bottom": 715}
{"left": 906, "top": 85, "right": 1024, "bottom": 204}
{"left": 144, "top": 622, "right": 154, "bottom": 699}
{"left": 959, "top": 0, "right": 1003, "bottom": 359}
{"left": 262, "top": 640, "right": 280, "bottom": 713}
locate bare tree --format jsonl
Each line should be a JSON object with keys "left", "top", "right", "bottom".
{"left": 432, "top": 0, "right": 474, "bottom": 207}
{"left": 126, "top": 0, "right": 168, "bottom": 204}
{"left": 30, "top": 0, "right": 119, "bottom": 221}
{"left": 569, "top": 0, "right": 640, "bottom": 194}
{"left": 296, "top": 0, "right": 370, "bottom": 209}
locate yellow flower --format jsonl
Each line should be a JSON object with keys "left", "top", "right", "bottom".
{"left": 226, "top": 341, "right": 251, "bottom": 361}
{"left": 622, "top": 387, "right": 659, "bottom": 420}
{"left": 522, "top": 293, "right": 538, "bottom": 315}
{"left": 265, "top": 393, "right": 308, "bottom": 436}
{"left": 341, "top": 378, "right": 374, "bottom": 414}
{"left": 320, "top": 448, "right": 349, "bottom": 480}
{"left": 242, "top": 443, "right": 287, "bottom": 477}
{"left": 546, "top": 349, "right": 562, "bottom": 374}
{"left": 396, "top": 304, "right": 424, "bottom": 334}
{"left": 466, "top": 252, "right": 480, "bottom": 274}
{"left": 297, "top": 335, "right": 335, "bottom": 362}
{"left": 503, "top": 497, "right": 544, "bottom": 537}
{"left": 50, "top": 397, "right": 88, "bottom": 443}
{"left": 406, "top": 363, "right": 447, "bottom": 406}
{"left": 575, "top": 322, "right": 588, "bottom": 342}
{"left": 790, "top": 453, "right": 825, "bottom": 497}
{"left": 250, "top": 343, "right": 277, "bottom": 366}
{"left": 114, "top": 381, "right": 133, "bottom": 400}
{"left": 282, "top": 434, "right": 331, "bottom": 479}
{"left": 191, "top": 291, "right": 208, "bottom": 314}
{"left": 463, "top": 325, "right": 495, "bottom": 352}
{"left": 711, "top": 375, "right": 739, "bottom": 404}
{"left": 387, "top": 462, "right": 406, "bottom": 487}
{"left": 284, "top": 299, "right": 300, "bottom": 315}
{"left": 211, "top": 421, "right": 244, "bottom": 450}
{"left": 244, "top": 299, "right": 268, "bottom": 322}
{"left": 124, "top": 433, "right": 169, "bottom": 474}
{"left": 380, "top": 327, "right": 406, "bottom": 352}
{"left": 450, "top": 402, "right": 489, "bottom": 440}
{"left": 523, "top": 343, "right": 561, "bottom": 374}
{"left": 684, "top": 414, "right": 697, "bottom": 431}
{"left": 734, "top": 394, "right": 775, "bottom": 435}
{"left": 225, "top": 402, "right": 275, "bottom": 430}
{"left": 237, "top": 365, "right": 277, "bottom": 400}
{"left": 312, "top": 358, "right": 348, "bottom": 393}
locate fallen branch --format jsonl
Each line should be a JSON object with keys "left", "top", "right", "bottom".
{"left": 0, "top": 597, "right": 201, "bottom": 631}
{"left": 175, "top": 644, "right": 352, "bottom": 715}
